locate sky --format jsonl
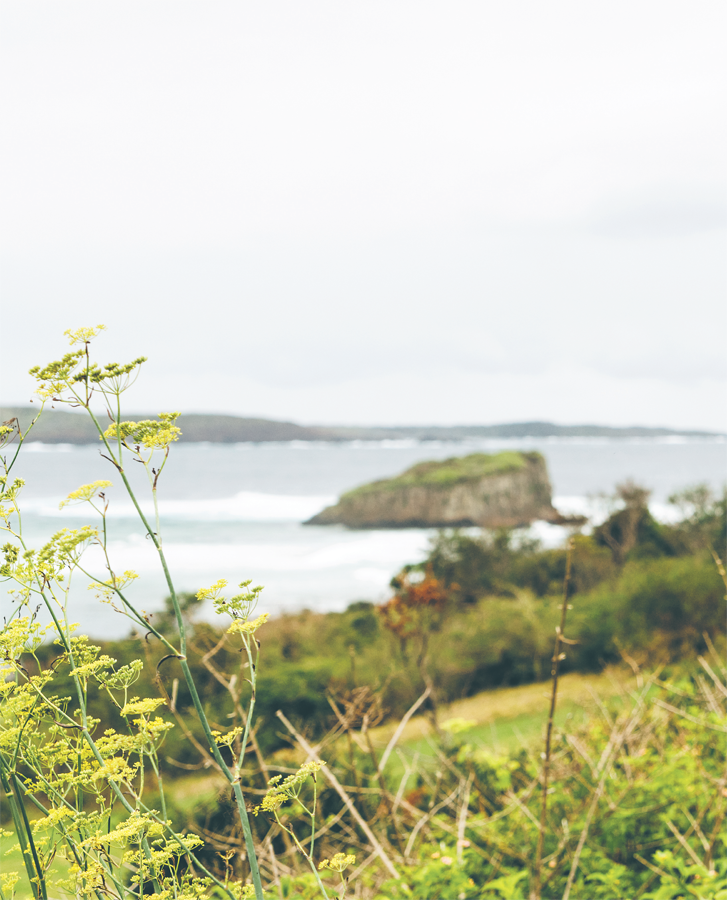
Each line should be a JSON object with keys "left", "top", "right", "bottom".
{"left": 1, "top": 1, "right": 725, "bottom": 429}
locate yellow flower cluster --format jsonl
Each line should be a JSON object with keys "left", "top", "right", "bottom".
{"left": 196, "top": 578, "right": 228, "bottom": 602}
{"left": 64, "top": 324, "right": 106, "bottom": 345}
{"left": 0, "top": 872, "right": 19, "bottom": 895}
{"left": 69, "top": 654, "right": 117, "bottom": 680}
{"left": 227, "top": 613, "right": 269, "bottom": 636}
{"left": 255, "top": 761, "right": 325, "bottom": 815}
{"left": 54, "top": 635, "right": 112, "bottom": 684}
{"left": 133, "top": 716, "right": 174, "bottom": 742}
{"left": 67, "top": 858, "right": 107, "bottom": 900}
{"left": 90, "top": 756, "right": 140, "bottom": 785}
{"left": 31, "top": 805, "right": 74, "bottom": 833}
{"left": 211, "top": 726, "right": 244, "bottom": 748}
{"left": 59, "top": 480, "right": 112, "bottom": 509}
{"left": 319, "top": 852, "right": 356, "bottom": 873}
{"left": 99, "top": 657, "right": 143, "bottom": 690}
{"left": 96, "top": 728, "right": 146, "bottom": 757}
{"left": 210, "top": 578, "right": 265, "bottom": 624}
{"left": 226, "top": 883, "right": 256, "bottom": 899}
{"left": 0, "top": 616, "right": 49, "bottom": 662}
{"left": 38, "top": 526, "right": 98, "bottom": 572}
{"left": 103, "top": 412, "right": 181, "bottom": 449}
{"left": 83, "top": 810, "right": 164, "bottom": 848}
{"left": 124, "top": 832, "right": 204, "bottom": 887}
{"left": 121, "top": 697, "right": 166, "bottom": 717}
{"left": 88, "top": 569, "right": 139, "bottom": 601}
{"left": 1, "top": 476, "right": 25, "bottom": 501}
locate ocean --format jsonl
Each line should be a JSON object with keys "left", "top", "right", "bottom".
{"left": 6, "top": 438, "right": 726, "bottom": 637}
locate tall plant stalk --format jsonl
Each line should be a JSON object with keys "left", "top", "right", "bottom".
{"left": 531, "top": 536, "right": 575, "bottom": 900}
{"left": 72, "top": 348, "right": 265, "bottom": 899}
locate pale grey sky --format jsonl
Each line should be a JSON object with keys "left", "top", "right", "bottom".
{"left": 2, "top": 1, "right": 725, "bottom": 428}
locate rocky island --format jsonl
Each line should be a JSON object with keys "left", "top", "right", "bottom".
{"left": 305, "top": 450, "right": 566, "bottom": 529}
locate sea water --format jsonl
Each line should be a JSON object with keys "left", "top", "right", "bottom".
{"left": 6, "top": 438, "right": 726, "bottom": 637}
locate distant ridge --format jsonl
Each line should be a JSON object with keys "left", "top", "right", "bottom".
{"left": 315, "top": 422, "right": 723, "bottom": 440}
{"left": 0, "top": 406, "right": 721, "bottom": 444}
{"left": 0, "top": 407, "right": 322, "bottom": 444}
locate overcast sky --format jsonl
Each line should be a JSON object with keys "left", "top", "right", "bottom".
{"left": 1, "top": 1, "right": 725, "bottom": 429}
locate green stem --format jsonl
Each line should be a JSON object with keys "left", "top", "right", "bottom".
{"left": 75, "top": 561, "right": 178, "bottom": 655}
{"left": 282, "top": 820, "right": 330, "bottom": 899}
{"left": 12, "top": 777, "right": 122, "bottom": 900}
{"left": 16, "top": 585, "right": 165, "bottom": 896}
{"left": 11, "top": 771, "right": 48, "bottom": 900}
{"left": 0, "top": 760, "right": 43, "bottom": 900}
{"left": 235, "top": 637, "right": 257, "bottom": 778}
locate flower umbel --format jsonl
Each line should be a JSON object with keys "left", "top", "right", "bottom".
{"left": 319, "top": 852, "right": 356, "bottom": 873}
{"left": 103, "top": 413, "right": 181, "bottom": 449}
{"left": 210, "top": 579, "right": 265, "bottom": 623}
{"left": 59, "top": 480, "right": 113, "bottom": 509}
{"left": 121, "top": 697, "right": 167, "bottom": 717}
{"left": 255, "top": 761, "right": 325, "bottom": 815}
{"left": 64, "top": 325, "right": 106, "bottom": 345}
{"left": 227, "top": 613, "right": 269, "bottom": 636}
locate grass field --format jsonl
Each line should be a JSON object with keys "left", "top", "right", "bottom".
{"left": 370, "top": 667, "right": 634, "bottom": 750}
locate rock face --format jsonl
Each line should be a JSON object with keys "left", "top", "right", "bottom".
{"left": 305, "top": 451, "right": 564, "bottom": 529}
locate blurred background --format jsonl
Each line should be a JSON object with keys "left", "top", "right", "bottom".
{"left": 1, "top": 1, "right": 725, "bottom": 428}
{"left": 1, "top": 1, "right": 725, "bottom": 632}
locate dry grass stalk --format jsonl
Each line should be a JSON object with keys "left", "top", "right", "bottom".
{"left": 377, "top": 685, "right": 431, "bottom": 773}
{"left": 561, "top": 680, "right": 651, "bottom": 900}
{"left": 456, "top": 773, "right": 474, "bottom": 864}
{"left": 531, "top": 536, "right": 575, "bottom": 900}
{"left": 275, "top": 708, "right": 401, "bottom": 880}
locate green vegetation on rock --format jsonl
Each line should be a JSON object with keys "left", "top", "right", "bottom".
{"left": 307, "top": 450, "right": 558, "bottom": 528}
{"left": 342, "top": 451, "right": 530, "bottom": 498}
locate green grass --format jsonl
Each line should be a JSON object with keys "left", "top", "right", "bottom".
{"left": 367, "top": 668, "right": 636, "bottom": 781}
{"left": 403, "top": 701, "right": 589, "bottom": 763}
{"left": 342, "top": 451, "right": 531, "bottom": 498}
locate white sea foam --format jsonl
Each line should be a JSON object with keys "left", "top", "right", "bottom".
{"left": 76, "top": 531, "right": 433, "bottom": 583}
{"left": 353, "top": 567, "right": 395, "bottom": 587}
{"left": 23, "top": 487, "right": 684, "bottom": 533}
{"left": 22, "top": 442, "right": 74, "bottom": 453}
{"left": 21, "top": 491, "right": 336, "bottom": 522}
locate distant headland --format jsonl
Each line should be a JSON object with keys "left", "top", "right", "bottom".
{"left": 0, "top": 406, "right": 721, "bottom": 445}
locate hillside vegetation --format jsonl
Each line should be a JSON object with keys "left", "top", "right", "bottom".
{"left": 38, "top": 482, "right": 724, "bottom": 758}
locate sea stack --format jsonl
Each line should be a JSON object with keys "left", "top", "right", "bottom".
{"left": 305, "top": 450, "right": 565, "bottom": 529}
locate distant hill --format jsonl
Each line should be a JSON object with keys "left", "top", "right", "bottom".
{"left": 0, "top": 407, "right": 325, "bottom": 444}
{"left": 317, "top": 422, "right": 723, "bottom": 440}
{"left": 0, "top": 406, "right": 721, "bottom": 444}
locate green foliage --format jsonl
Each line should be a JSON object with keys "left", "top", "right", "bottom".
{"left": 572, "top": 553, "right": 725, "bottom": 664}
{"left": 75, "top": 547, "right": 722, "bottom": 765}
{"left": 374, "top": 673, "right": 727, "bottom": 899}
